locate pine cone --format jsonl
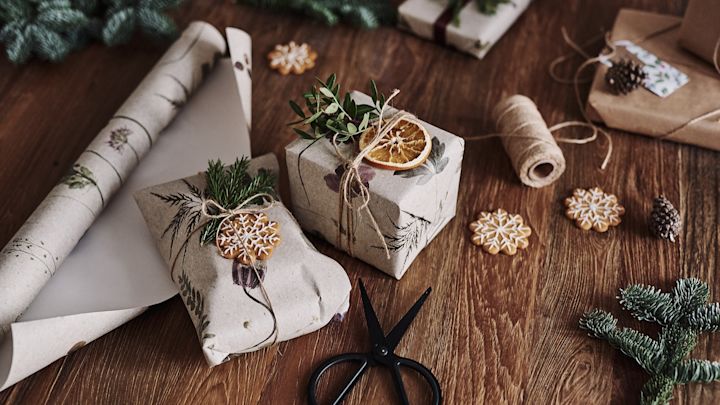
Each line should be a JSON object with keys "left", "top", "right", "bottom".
{"left": 605, "top": 59, "right": 647, "bottom": 95}
{"left": 650, "top": 196, "right": 681, "bottom": 242}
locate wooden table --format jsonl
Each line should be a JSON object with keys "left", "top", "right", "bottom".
{"left": 2, "top": 0, "right": 717, "bottom": 403}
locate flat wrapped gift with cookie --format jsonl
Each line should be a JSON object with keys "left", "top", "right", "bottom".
{"left": 134, "top": 153, "right": 351, "bottom": 366}
{"left": 285, "top": 90, "right": 464, "bottom": 279}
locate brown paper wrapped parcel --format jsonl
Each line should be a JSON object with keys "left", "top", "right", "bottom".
{"left": 679, "top": 0, "right": 720, "bottom": 66}
{"left": 285, "top": 92, "right": 465, "bottom": 280}
{"left": 397, "top": 0, "right": 532, "bottom": 59}
{"left": 134, "top": 154, "right": 351, "bottom": 366}
{"left": 586, "top": 9, "right": 720, "bottom": 151}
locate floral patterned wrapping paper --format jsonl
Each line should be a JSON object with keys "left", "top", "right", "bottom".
{"left": 586, "top": 9, "right": 720, "bottom": 151}
{"left": 0, "top": 22, "right": 226, "bottom": 336}
{"left": 134, "top": 154, "right": 351, "bottom": 366}
{"left": 397, "top": 0, "right": 532, "bottom": 59}
{"left": 285, "top": 92, "right": 465, "bottom": 280}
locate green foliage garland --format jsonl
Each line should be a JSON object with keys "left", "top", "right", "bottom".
{"left": 236, "top": 0, "right": 397, "bottom": 29}
{"left": 580, "top": 278, "right": 720, "bottom": 405}
{"left": 288, "top": 73, "right": 385, "bottom": 143}
{"left": 0, "top": 0, "right": 184, "bottom": 64}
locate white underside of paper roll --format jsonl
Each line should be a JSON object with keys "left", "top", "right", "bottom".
{"left": 0, "top": 58, "right": 252, "bottom": 391}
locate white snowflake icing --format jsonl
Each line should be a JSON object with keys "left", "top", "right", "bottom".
{"left": 564, "top": 187, "right": 625, "bottom": 232}
{"left": 216, "top": 213, "right": 281, "bottom": 264}
{"left": 267, "top": 41, "right": 317, "bottom": 75}
{"left": 469, "top": 209, "right": 532, "bottom": 255}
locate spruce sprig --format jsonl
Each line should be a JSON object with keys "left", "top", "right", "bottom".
{"left": 200, "top": 158, "right": 276, "bottom": 245}
{"left": 580, "top": 278, "right": 720, "bottom": 405}
{"left": 288, "top": 73, "right": 385, "bottom": 143}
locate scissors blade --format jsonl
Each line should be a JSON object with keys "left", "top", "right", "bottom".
{"left": 358, "top": 279, "right": 388, "bottom": 347}
{"left": 385, "top": 287, "right": 432, "bottom": 352}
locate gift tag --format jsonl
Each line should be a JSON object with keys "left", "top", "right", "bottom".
{"left": 615, "top": 40, "right": 689, "bottom": 98}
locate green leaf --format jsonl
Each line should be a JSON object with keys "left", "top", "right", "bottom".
{"left": 359, "top": 112, "right": 370, "bottom": 130}
{"left": 370, "top": 79, "right": 378, "bottom": 102}
{"left": 289, "top": 100, "right": 305, "bottom": 117}
{"left": 619, "top": 284, "right": 680, "bottom": 325}
{"left": 324, "top": 103, "right": 339, "bottom": 114}
{"left": 303, "top": 110, "right": 322, "bottom": 124}
{"left": 347, "top": 122, "right": 357, "bottom": 134}
{"left": 29, "top": 25, "right": 71, "bottom": 62}
{"left": 671, "top": 359, "right": 720, "bottom": 383}
{"left": 319, "top": 87, "right": 334, "bottom": 98}
{"left": 4, "top": 27, "right": 31, "bottom": 64}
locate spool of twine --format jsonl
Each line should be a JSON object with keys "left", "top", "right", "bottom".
{"left": 492, "top": 95, "right": 566, "bottom": 188}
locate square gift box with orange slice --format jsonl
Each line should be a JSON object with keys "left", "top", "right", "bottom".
{"left": 285, "top": 91, "right": 465, "bottom": 279}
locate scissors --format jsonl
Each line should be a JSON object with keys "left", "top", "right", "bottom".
{"left": 308, "top": 280, "right": 442, "bottom": 405}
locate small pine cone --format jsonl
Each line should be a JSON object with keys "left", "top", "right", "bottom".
{"left": 650, "top": 196, "right": 681, "bottom": 242}
{"left": 605, "top": 59, "right": 647, "bottom": 95}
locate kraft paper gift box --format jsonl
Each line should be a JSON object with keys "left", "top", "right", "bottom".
{"left": 285, "top": 92, "right": 465, "bottom": 280}
{"left": 679, "top": 0, "right": 720, "bottom": 67}
{"left": 134, "top": 153, "right": 351, "bottom": 366}
{"left": 586, "top": 9, "right": 720, "bottom": 151}
{"left": 397, "top": 0, "right": 532, "bottom": 59}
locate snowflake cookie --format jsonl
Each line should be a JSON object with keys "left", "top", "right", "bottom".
{"left": 564, "top": 187, "right": 625, "bottom": 232}
{"left": 469, "top": 209, "right": 532, "bottom": 255}
{"left": 267, "top": 41, "right": 317, "bottom": 75}
{"left": 216, "top": 213, "right": 281, "bottom": 265}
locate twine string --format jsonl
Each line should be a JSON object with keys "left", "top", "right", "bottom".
{"left": 331, "top": 89, "right": 413, "bottom": 259}
{"left": 549, "top": 24, "right": 720, "bottom": 144}
{"left": 169, "top": 192, "right": 279, "bottom": 347}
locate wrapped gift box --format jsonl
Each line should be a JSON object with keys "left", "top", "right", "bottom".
{"left": 397, "top": 0, "right": 532, "bottom": 59}
{"left": 285, "top": 92, "right": 465, "bottom": 279}
{"left": 586, "top": 9, "right": 720, "bottom": 151}
{"left": 135, "top": 154, "right": 351, "bottom": 366}
{"left": 679, "top": 0, "right": 720, "bottom": 66}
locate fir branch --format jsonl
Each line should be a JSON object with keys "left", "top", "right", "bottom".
{"left": 199, "top": 158, "right": 277, "bottom": 245}
{"left": 640, "top": 375, "right": 675, "bottom": 405}
{"left": 671, "top": 359, "right": 720, "bottom": 383}
{"left": 619, "top": 284, "right": 680, "bottom": 325}
{"left": 580, "top": 278, "right": 720, "bottom": 405}
{"left": 236, "top": 0, "right": 396, "bottom": 29}
{"left": 687, "top": 303, "right": 720, "bottom": 332}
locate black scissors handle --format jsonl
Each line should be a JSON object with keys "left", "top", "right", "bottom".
{"left": 394, "top": 356, "right": 442, "bottom": 405}
{"left": 308, "top": 353, "right": 370, "bottom": 405}
{"left": 308, "top": 353, "right": 442, "bottom": 405}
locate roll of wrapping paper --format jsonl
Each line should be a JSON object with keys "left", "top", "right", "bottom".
{"left": 0, "top": 21, "right": 226, "bottom": 333}
{"left": 492, "top": 95, "right": 566, "bottom": 188}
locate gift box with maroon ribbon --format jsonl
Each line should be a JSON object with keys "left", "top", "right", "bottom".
{"left": 397, "top": 0, "right": 533, "bottom": 59}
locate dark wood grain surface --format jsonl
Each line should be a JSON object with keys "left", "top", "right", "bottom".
{"left": 2, "top": 0, "right": 718, "bottom": 403}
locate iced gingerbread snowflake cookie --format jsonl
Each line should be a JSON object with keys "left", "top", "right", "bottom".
{"left": 469, "top": 209, "right": 532, "bottom": 255}
{"left": 267, "top": 41, "right": 317, "bottom": 75}
{"left": 564, "top": 187, "right": 624, "bottom": 232}
{"left": 216, "top": 213, "right": 281, "bottom": 264}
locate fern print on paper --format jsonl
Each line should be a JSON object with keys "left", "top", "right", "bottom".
{"left": 373, "top": 210, "right": 431, "bottom": 268}
{"left": 178, "top": 271, "right": 214, "bottom": 342}
{"left": 151, "top": 179, "right": 204, "bottom": 261}
{"left": 394, "top": 137, "right": 448, "bottom": 185}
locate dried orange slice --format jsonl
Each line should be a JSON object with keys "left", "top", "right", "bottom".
{"left": 358, "top": 118, "right": 432, "bottom": 171}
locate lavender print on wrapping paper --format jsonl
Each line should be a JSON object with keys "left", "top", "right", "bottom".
{"left": 393, "top": 137, "right": 449, "bottom": 185}
{"left": 324, "top": 164, "right": 376, "bottom": 195}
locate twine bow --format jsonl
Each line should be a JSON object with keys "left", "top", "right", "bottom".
{"left": 170, "top": 192, "right": 280, "bottom": 348}
{"left": 331, "top": 89, "right": 413, "bottom": 259}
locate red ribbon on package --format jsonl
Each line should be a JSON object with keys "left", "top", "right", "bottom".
{"left": 433, "top": 0, "right": 472, "bottom": 45}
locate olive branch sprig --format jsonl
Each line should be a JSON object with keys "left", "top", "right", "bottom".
{"left": 288, "top": 73, "right": 386, "bottom": 143}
